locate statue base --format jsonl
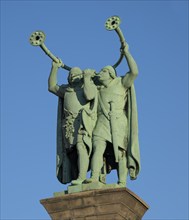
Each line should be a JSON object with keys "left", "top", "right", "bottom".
{"left": 54, "top": 182, "right": 119, "bottom": 195}
{"left": 40, "top": 186, "right": 149, "bottom": 220}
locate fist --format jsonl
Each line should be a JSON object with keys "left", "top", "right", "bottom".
{"left": 52, "top": 58, "right": 63, "bottom": 68}
{"left": 83, "top": 69, "right": 96, "bottom": 78}
{"left": 121, "top": 42, "right": 129, "bottom": 55}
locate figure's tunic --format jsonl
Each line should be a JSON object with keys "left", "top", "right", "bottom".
{"left": 93, "top": 77, "right": 128, "bottom": 150}
{"left": 63, "top": 87, "right": 91, "bottom": 146}
{"left": 56, "top": 84, "right": 98, "bottom": 184}
{"left": 93, "top": 77, "right": 140, "bottom": 179}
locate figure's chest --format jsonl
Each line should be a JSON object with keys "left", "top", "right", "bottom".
{"left": 64, "top": 89, "right": 88, "bottom": 113}
{"left": 99, "top": 84, "right": 127, "bottom": 106}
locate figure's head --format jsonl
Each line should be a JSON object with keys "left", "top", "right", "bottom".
{"left": 99, "top": 65, "right": 116, "bottom": 82}
{"left": 68, "top": 67, "right": 83, "bottom": 85}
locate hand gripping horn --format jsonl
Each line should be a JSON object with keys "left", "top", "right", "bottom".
{"left": 105, "top": 16, "right": 126, "bottom": 69}
{"left": 29, "top": 31, "right": 71, "bottom": 71}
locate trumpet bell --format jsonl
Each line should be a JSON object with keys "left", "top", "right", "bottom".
{"left": 105, "top": 16, "right": 121, "bottom": 31}
{"left": 29, "top": 31, "right": 46, "bottom": 46}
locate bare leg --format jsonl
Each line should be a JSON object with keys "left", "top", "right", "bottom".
{"left": 71, "top": 143, "right": 89, "bottom": 185}
{"left": 86, "top": 138, "right": 106, "bottom": 183}
{"left": 117, "top": 149, "right": 128, "bottom": 187}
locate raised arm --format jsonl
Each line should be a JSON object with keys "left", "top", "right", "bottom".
{"left": 121, "top": 43, "right": 138, "bottom": 88}
{"left": 48, "top": 59, "right": 65, "bottom": 97}
{"left": 83, "top": 69, "right": 97, "bottom": 101}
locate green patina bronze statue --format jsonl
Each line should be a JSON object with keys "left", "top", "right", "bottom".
{"left": 86, "top": 43, "right": 140, "bottom": 187}
{"left": 48, "top": 63, "right": 98, "bottom": 185}
{"left": 30, "top": 16, "right": 140, "bottom": 188}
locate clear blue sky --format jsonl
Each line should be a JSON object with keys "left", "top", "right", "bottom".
{"left": 1, "top": 1, "right": 188, "bottom": 219}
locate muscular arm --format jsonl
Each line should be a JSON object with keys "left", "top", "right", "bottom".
{"left": 48, "top": 61, "right": 65, "bottom": 97}
{"left": 122, "top": 44, "right": 138, "bottom": 88}
{"left": 83, "top": 69, "right": 97, "bottom": 101}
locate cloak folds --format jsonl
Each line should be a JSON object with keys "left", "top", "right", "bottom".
{"left": 103, "top": 84, "right": 140, "bottom": 180}
{"left": 126, "top": 84, "right": 140, "bottom": 179}
{"left": 56, "top": 90, "right": 97, "bottom": 184}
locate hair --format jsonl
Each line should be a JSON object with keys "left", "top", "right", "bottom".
{"left": 103, "top": 65, "right": 117, "bottom": 79}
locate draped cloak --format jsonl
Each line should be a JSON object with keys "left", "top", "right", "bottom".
{"left": 127, "top": 83, "right": 140, "bottom": 179}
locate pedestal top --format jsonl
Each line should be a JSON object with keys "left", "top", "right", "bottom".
{"left": 40, "top": 187, "right": 149, "bottom": 220}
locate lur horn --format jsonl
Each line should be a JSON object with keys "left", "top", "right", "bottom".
{"left": 105, "top": 16, "right": 126, "bottom": 69}
{"left": 29, "top": 31, "right": 71, "bottom": 71}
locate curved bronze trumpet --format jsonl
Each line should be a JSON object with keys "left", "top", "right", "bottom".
{"left": 29, "top": 17, "right": 126, "bottom": 71}
{"left": 105, "top": 15, "right": 126, "bottom": 69}
{"left": 29, "top": 31, "right": 71, "bottom": 71}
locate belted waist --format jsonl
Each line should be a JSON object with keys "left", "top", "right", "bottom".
{"left": 98, "top": 109, "right": 126, "bottom": 117}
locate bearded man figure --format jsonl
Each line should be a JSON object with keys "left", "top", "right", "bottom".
{"left": 48, "top": 60, "right": 97, "bottom": 185}
{"left": 86, "top": 43, "right": 140, "bottom": 187}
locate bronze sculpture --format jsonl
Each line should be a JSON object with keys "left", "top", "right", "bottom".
{"left": 48, "top": 62, "right": 98, "bottom": 185}
{"left": 86, "top": 45, "right": 140, "bottom": 186}
{"left": 29, "top": 15, "right": 140, "bottom": 188}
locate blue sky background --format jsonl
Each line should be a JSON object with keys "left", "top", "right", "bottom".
{"left": 1, "top": 1, "right": 188, "bottom": 219}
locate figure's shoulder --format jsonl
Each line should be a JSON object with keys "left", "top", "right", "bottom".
{"left": 60, "top": 84, "right": 75, "bottom": 92}
{"left": 55, "top": 84, "right": 68, "bottom": 98}
{"left": 112, "top": 77, "right": 127, "bottom": 91}
{"left": 112, "top": 77, "right": 122, "bottom": 85}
